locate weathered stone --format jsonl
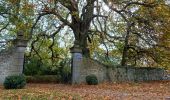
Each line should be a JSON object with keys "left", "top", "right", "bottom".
{"left": 0, "top": 39, "right": 27, "bottom": 84}
{"left": 70, "top": 56, "right": 166, "bottom": 84}
{"left": 127, "top": 67, "right": 135, "bottom": 81}
{"left": 70, "top": 46, "right": 83, "bottom": 84}
{"left": 1, "top": 40, "right": 166, "bottom": 84}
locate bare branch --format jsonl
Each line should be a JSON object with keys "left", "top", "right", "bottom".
{"left": 0, "top": 22, "right": 9, "bottom": 33}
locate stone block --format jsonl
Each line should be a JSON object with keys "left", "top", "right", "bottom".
{"left": 127, "top": 67, "right": 135, "bottom": 81}
{"left": 0, "top": 45, "right": 26, "bottom": 84}
{"left": 107, "top": 68, "right": 116, "bottom": 82}
{"left": 0, "top": 75, "right": 7, "bottom": 84}
{"left": 134, "top": 68, "right": 146, "bottom": 82}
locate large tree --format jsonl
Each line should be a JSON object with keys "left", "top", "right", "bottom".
{"left": 0, "top": 0, "right": 170, "bottom": 69}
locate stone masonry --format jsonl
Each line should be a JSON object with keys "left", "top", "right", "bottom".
{"left": 0, "top": 43, "right": 167, "bottom": 84}
{"left": 74, "top": 57, "right": 166, "bottom": 83}
{"left": 70, "top": 47, "right": 166, "bottom": 84}
{"left": 0, "top": 39, "right": 27, "bottom": 84}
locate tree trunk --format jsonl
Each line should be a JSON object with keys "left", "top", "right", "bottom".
{"left": 72, "top": 22, "right": 90, "bottom": 57}
{"left": 121, "top": 23, "right": 131, "bottom": 66}
{"left": 74, "top": 35, "right": 90, "bottom": 57}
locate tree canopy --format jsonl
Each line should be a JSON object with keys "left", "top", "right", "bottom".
{"left": 0, "top": 0, "right": 170, "bottom": 69}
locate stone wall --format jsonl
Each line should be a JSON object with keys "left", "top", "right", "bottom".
{"left": 0, "top": 39, "right": 27, "bottom": 84}
{"left": 0, "top": 50, "right": 14, "bottom": 84}
{"left": 108, "top": 66, "right": 165, "bottom": 82}
{"left": 79, "top": 58, "right": 109, "bottom": 83}
{"left": 77, "top": 58, "right": 166, "bottom": 83}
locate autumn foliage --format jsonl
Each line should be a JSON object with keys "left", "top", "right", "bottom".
{"left": 0, "top": 81, "right": 169, "bottom": 99}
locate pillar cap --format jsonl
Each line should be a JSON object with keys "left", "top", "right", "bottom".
{"left": 70, "top": 45, "right": 82, "bottom": 53}
{"left": 13, "top": 39, "right": 28, "bottom": 47}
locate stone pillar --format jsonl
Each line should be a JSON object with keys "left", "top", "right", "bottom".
{"left": 0, "top": 38, "right": 27, "bottom": 84}
{"left": 13, "top": 39, "right": 27, "bottom": 74}
{"left": 70, "top": 45, "right": 83, "bottom": 84}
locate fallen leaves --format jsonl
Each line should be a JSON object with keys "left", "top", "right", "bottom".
{"left": 0, "top": 81, "right": 169, "bottom": 100}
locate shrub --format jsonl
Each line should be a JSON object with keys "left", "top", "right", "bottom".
{"left": 86, "top": 74, "right": 98, "bottom": 85}
{"left": 26, "top": 75, "right": 60, "bottom": 83}
{"left": 59, "top": 66, "right": 71, "bottom": 83}
{"left": 3, "top": 74, "right": 26, "bottom": 89}
{"left": 58, "top": 58, "right": 72, "bottom": 83}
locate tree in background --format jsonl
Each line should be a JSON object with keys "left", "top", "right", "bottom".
{"left": 0, "top": 0, "right": 170, "bottom": 71}
{"left": 103, "top": 0, "right": 170, "bottom": 68}
{"left": 0, "top": 0, "right": 34, "bottom": 49}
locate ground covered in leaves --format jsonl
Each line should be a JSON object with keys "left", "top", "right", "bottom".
{"left": 0, "top": 81, "right": 169, "bottom": 100}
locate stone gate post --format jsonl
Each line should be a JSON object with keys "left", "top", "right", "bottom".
{"left": 70, "top": 45, "right": 83, "bottom": 84}
{"left": 13, "top": 39, "right": 27, "bottom": 73}
{"left": 0, "top": 37, "right": 27, "bottom": 84}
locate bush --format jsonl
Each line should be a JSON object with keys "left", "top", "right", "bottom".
{"left": 59, "top": 66, "right": 71, "bottom": 83}
{"left": 26, "top": 75, "right": 60, "bottom": 83}
{"left": 86, "top": 74, "right": 98, "bottom": 85}
{"left": 3, "top": 74, "right": 26, "bottom": 89}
